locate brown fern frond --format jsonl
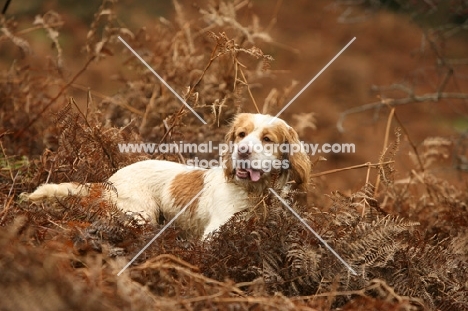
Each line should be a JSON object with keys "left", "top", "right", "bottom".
{"left": 379, "top": 127, "right": 401, "bottom": 187}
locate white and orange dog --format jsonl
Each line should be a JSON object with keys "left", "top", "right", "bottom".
{"left": 25, "top": 113, "right": 310, "bottom": 238}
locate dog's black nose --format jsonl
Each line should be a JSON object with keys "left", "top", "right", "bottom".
{"left": 237, "top": 143, "right": 251, "bottom": 158}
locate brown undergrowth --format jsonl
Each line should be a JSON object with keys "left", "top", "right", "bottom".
{"left": 1, "top": 1, "right": 467, "bottom": 310}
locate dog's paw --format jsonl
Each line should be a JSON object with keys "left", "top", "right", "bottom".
{"left": 18, "top": 192, "right": 32, "bottom": 203}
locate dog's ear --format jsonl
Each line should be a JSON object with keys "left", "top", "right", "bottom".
{"left": 283, "top": 126, "right": 311, "bottom": 191}
{"left": 222, "top": 117, "right": 237, "bottom": 179}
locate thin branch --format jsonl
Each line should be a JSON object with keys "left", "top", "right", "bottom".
{"left": 158, "top": 107, "right": 185, "bottom": 144}
{"left": 370, "top": 83, "right": 414, "bottom": 96}
{"left": 237, "top": 66, "right": 260, "bottom": 113}
{"left": 436, "top": 68, "right": 453, "bottom": 98}
{"left": 337, "top": 92, "right": 468, "bottom": 132}
{"left": 190, "top": 41, "right": 221, "bottom": 94}
{"left": 0, "top": 195, "right": 14, "bottom": 225}
{"left": 14, "top": 22, "right": 64, "bottom": 35}
{"left": 362, "top": 163, "right": 372, "bottom": 217}
{"left": 374, "top": 107, "right": 395, "bottom": 195}
{"left": 291, "top": 279, "right": 424, "bottom": 306}
{"left": 310, "top": 161, "right": 394, "bottom": 178}
{"left": 439, "top": 58, "right": 468, "bottom": 66}
{"left": 70, "top": 97, "right": 117, "bottom": 169}
{"left": 1, "top": 0, "right": 11, "bottom": 15}
{"left": 15, "top": 56, "right": 96, "bottom": 139}
{"left": 158, "top": 40, "right": 225, "bottom": 144}
{"left": 393, "top": 112, "right": 424, "bottom": 172}
{"left": 266, "top": 0, "right": 283, "bottom": 32}
{"left": 0, "top": 141, "right": 13, "bottom": 181}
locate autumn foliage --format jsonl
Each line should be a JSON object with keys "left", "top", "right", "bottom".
{"left": 1, "top": 1, "right": 467, "bottom": 310}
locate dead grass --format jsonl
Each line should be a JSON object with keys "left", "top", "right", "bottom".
{"left": 0, "top": 1, "right": 467, "bottom": 310}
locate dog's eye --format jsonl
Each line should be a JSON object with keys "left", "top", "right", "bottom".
{"left": 238, "top": 132, "right": 246, "bottom": 138}
{"left": 263, "top": 136, "right": 272, "bottom": 142}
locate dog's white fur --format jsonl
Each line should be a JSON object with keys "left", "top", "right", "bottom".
{"left": 25, "top": 113, "right": 310, "bottom": 238}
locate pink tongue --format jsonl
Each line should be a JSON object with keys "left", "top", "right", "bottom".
{"left": 247, "top": 169, "right": 261, "bottom": 182}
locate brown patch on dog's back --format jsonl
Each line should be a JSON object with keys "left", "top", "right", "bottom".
{"left": 169, "top": 169, "right": 205, "bottom": 210}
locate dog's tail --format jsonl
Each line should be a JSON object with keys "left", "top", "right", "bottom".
{"left": 21, "top": 183, "right": 91, "bottom": 202}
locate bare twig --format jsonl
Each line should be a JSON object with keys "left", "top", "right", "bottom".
{"left": 392, "top": 112, "right": 424, "bottom": 172}
{"left": 158, "top": 36, "right": 225, "bottom": 143}
{"left": 362, "top": 162, "right": 372, "bottom": 217}
{"left": 1, "top": 0, "right": 11, "bottom": 15}
{"left": 190, "top": 41, "right": 221, "bottom": 94}
{"left": 310, "top": 161, "right": 394, "bottom": 178}
{"left": 370, "top": 83, "right": 413, "bottom": 96}
{"left": 0, "top": 141, "right": 13, "bottom": 181}
{"left": 291, "top": 279, "right": 424, "bottom": 307}
{"left": 237, "top": 65, "right": 260, "bottom": 113}
{"left": 140, "top": 85, "right": 158, "bottom": 132}
{"left": 70, "top": 97, "right": 118, "bottom": 169}
{"left": 266, "top": 0, "right": 283, "bottom": 32}
{"left": 436, "top": 68, "right": 453, "bottom": 98}
{"left": 131, "top": 253, "right": 246, "bottom": 297}
{"left": 374, "top": 107, "right": 395, "bottom": 195}
{"left": 1, "top": 169, "right": 19, "bottom": 224}
{"left": 158, "top": 108, "right": 185, "bottom": 144}
{"left": 15, "top": 56, "right": 96, "bottom": 139}
{"left": 337, "top": 92, "right": 468, "bottom": 132}
{"left": 391, "top": 112, "right": 435, "bottom": 201}
{"left": 71, "top": 83, "right": 145, "bottom": 115}
{"left": 440, "top": 58, "right": 468, "bottom": 66}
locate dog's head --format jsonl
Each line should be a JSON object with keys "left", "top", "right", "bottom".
{"left": 222, "top": 113, "right": 310, "bottom": 193}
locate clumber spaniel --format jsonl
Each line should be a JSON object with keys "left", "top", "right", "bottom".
{"left": 25, "top": 113, "right": 311, "bottom": 238}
